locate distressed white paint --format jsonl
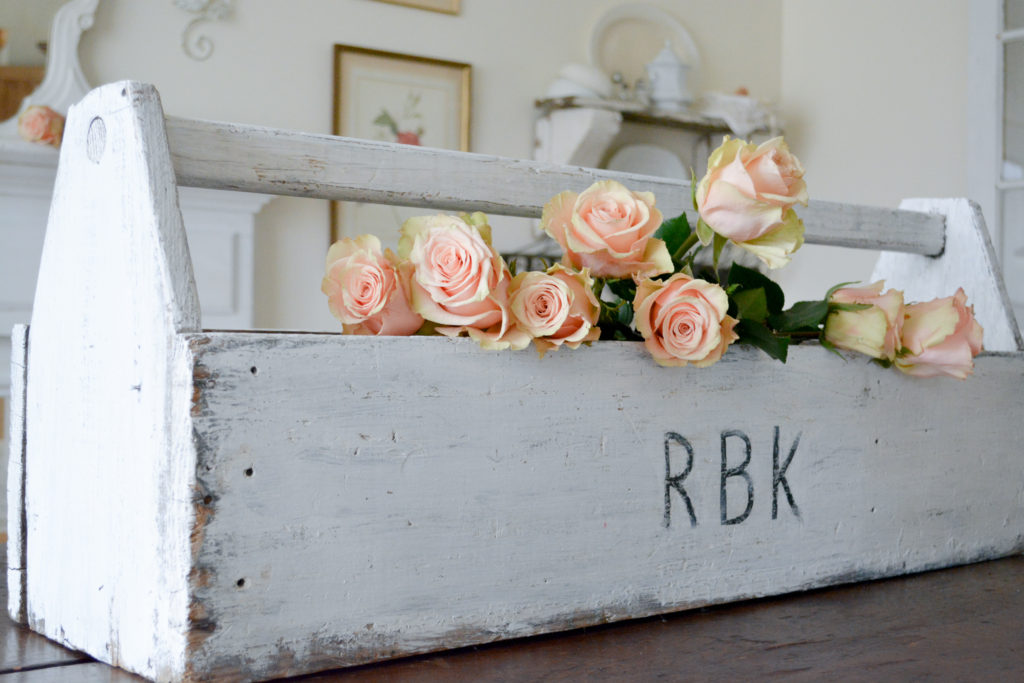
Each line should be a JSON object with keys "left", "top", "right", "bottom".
{"left": 165, "top": 117, "right": 946, "bottom": 256}
{"left": 0, "top": 98, "right": 266, "bottom": 541}
{"left": 15, "top": 81, "right": 1024, "bottom": 681}
{"left": 23, "top": 82, "right": 199, "bottom": 680}
{"left": 6, "top": 324, "right": 27, "bottom": 625}
{"left": 872, "top": 198, "right": 1023, "bottom": 352}
{"left": 181, "top": 334, "right": 1024, "bottom": 680}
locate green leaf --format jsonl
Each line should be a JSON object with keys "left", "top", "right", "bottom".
{"left": 606, "top": 277, "right": 637, "bottom": 303}
{"left": 819, "top": 336, "right": 847, "bottom": 360}
{"left": 654, "top": 213, "right": 692, "bottom": 260}
{"left": 732, "top": 288, "right": 769, "bottom": 323}
{"left": 727, "top": 263, "right": 785, "bottom": 315}
{"left": 768, "top": 300, "right": 830, "bottom": 332}
{"left": 695, "top": 217, "right": 714, "bottom": 246}
{"left": 736, "top": 319, "right": 789, "bottom": 363}
{"left": 616, "top": 301, "right": 635, "bottom": 327}
{"left": 712, "top": 233, "right": 728, "bottom": 271}
{"left": 373, "top": 109, "right": 398, "bottom": 134}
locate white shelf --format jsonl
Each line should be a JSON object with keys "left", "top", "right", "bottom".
{"left": 533, "top": 96, "right": 778, "bottom": 174}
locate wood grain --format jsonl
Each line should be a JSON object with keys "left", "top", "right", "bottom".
{"left": 0, "top": 66, "right": 44, "bottom": 121}
{"left": 6, "top": 325, "right": 27, "bottom": 625}
{"left": 0, "top": 547, "right": 91, "bottom": 675}
{"left": 22, "top": 83, "right": 200, "bottom": 680}
{"left": 164, "top": 116, "right": 946, "bottom": 256}
{"left": 302, "top": 556, "right": 1024, "bottom": 681}
{"left": 183, "top": 333, "right": 1024, "bottom": 680}
{"left": 2, "top": 552, "right": 1024, "bottom": 680}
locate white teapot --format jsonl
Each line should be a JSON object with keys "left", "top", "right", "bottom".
{"left": 645, "top": 41, "right": 693, "bottom": 110}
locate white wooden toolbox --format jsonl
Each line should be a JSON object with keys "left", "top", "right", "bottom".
{"left": 8, "top": 82, "right": 1024, "bottom": 682}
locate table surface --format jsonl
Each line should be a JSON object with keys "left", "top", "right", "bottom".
{"left": 1, "top": 554, "right": 1023, "bottom": 681}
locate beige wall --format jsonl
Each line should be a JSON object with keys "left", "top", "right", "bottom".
{"left": 0, "top": 0, "right": 66, "bottom": 66}
{"left": 78, "top": 0, "right": 782, "bottom": 330}
{"left": 775, "top": 0, "right": 969, "bottom": 301}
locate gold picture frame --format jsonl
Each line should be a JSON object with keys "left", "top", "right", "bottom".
{"left": 373, "top": 0, "right": 460, "bottom": 15}
{"left": 331, "top": 44, "right": 471, "bottom": 242}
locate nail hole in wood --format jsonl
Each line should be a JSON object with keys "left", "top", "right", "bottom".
{"left": 203, "top": 495, "right": 212, "bottom": 505}
{"left": 236, "top": 578, "right": 246, "bottom": 588}
{"left": 244, "top": 467, "right": 254, "bottom": 477}
{"left": 250, "top": 366, "right": 258, "bottom": 375}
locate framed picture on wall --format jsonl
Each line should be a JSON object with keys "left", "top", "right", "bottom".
{"left": 331, "top": 44, "right": 471, "bottom": 242}
{"left": 373, "top": 0, "right": 460, "bottom": 15}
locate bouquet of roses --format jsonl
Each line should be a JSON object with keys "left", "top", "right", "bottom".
{"left": 322, "top": 137, "right": 984, "bottom": 380}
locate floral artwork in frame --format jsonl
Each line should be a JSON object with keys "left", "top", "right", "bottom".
{"left": 372, "top": 0, "right": 460, "bottom": 15}
{"left": 332, "top": 44, "right": 471, "bottom": 242}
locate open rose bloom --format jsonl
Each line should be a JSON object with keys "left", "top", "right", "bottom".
{"left": 824, "top": 282, "right": 905, "bottom": 361}
{"left": 400, "top": 213, "right": 529, "bottom": 350}
{"left": 696, "top": 137, "right": 807, "bottom": 268}
{"left": 17, "top": 105, "right": 65, "bottom": 148}
{"left": 633, "top": 273, "right": 739, "bottom": 367}
{"left": 895, "top": 288, "right": 984, "bottom": 380}
{"left": 509, "top": 265, "right": 600, "bottom": 357}
{"left": 540, "top": 180, "right": 672, "bottom": 279}
{"left": 321, "top": 234, "right": 423, "bottom": 336}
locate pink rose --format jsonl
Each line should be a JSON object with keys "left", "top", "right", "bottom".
{"left": 400, "top": 212, "right": 529, "bottom": 350}
{"left": 824, "top": 281, "right": 905, "bottom": 361}
{"left": 633, "top": 273, "right": 739, "bottom": 367}
{"left": 696, "top": 136, "right": 807, "bottom": 268}
{"left": 17, "top": 105, "right": 65, "bottom": 148}
{"left": 895, "top": 288, "right": 984, "bottom": 379}
{"left": 321, "top": 234, "right": 423, "bottom": 336}
{"left": 509, "top": 264, "right": 601, "bottom": 356}
{"left": 540, "top": 180, "right": 672, "bottom": 279}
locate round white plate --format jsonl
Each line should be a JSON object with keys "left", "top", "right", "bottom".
{"left": 588, "top": 3, "right": 700, "bottom": 85}
{"left": 606, "top": 143, "right": 686, "bottom": 179}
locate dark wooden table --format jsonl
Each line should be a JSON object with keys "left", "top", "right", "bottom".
{"left": 2, "top": 554, "right": 1023, "bottom": 681}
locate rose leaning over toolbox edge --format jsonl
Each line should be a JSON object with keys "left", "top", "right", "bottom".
{"left": 696, "top": 137, "right": 807, "bottom": 268}
{"left": 896, "top": 288, "right": 984, "bottom": 380}
{"left": 540, "top": 180, "right": 673, "bottom": 279}
{"left": 18, "top": 105, "right": 65, "bottom": 148}
{"left": 824, "top": 281, "right": 905, "bottom": 361}
{"left": 633, "top": 273, "right": 739, "bottom": 367}
{"left": 321, "top": 234, "right": 423, "bottom": 336}
{"left": 400, "top": 212, "right": 529, "bottom": 350}
{"left": 320, "top": 134, "right": 981, "bottom": 381}
{"left": 509, "top": 264, "right": 601, "bottom": 357}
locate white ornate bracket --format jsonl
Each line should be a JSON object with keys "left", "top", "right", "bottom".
{"left": 174, "top": 0, "right": 233, "bottom": 61}
{"left": 0, "top": 0, "right": 99, "bottom": 139}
